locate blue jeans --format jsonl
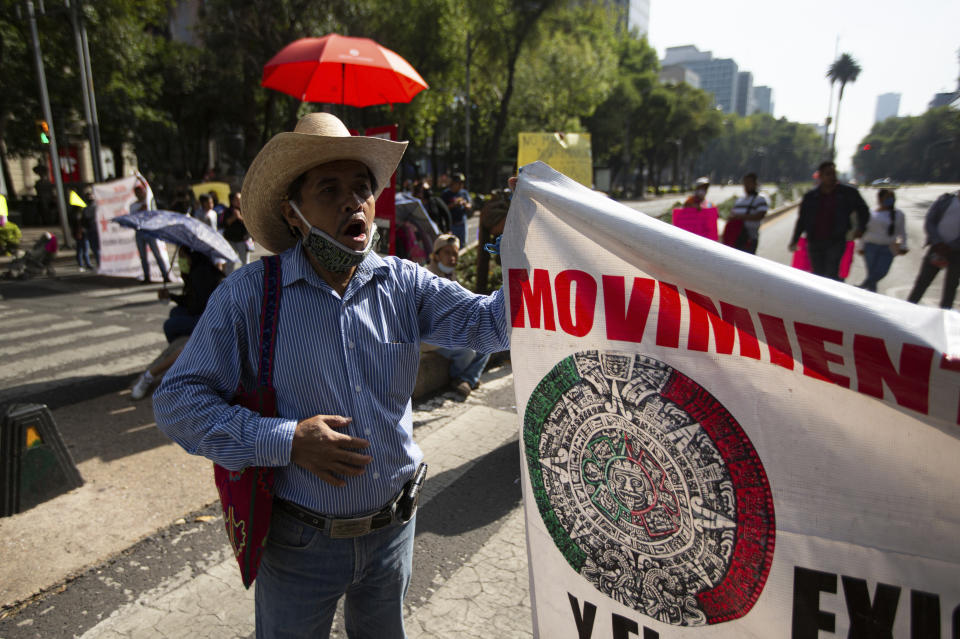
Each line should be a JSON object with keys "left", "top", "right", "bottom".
{"left": 135, "top": 231, "right": 169, "bottom": 281}
{"left": 75, "top": 236, "right": 93, "bottom": 269}
{"left": 255, "top": 509, "right": 416, "bottom": 639}
{"left": 163, "top": 306, "right": 199, "bottom": 343}
{"left": 859, "top": 243, "right": 895, "bottom": 292}
{"left": 433, "top": 346, "right": 490, "bottom": 387}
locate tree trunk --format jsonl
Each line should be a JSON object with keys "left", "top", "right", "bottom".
{"left": 481, "top": 2, "right": 556, "bottom": 192}
{"left": 831, "top": 83, "right": 846, "bottom": 160}
{"left": 481, "top": 50, "right": 520, "bottom": 192}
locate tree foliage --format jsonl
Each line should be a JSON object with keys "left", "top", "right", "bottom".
{"left": 586, "top": 32, "right": 721, "bottom": 196}
{"left": 854, "top": 107, "right": 960, "bottom": 182}
{"left": 826, "top": 52, "right": 862, "bottom": 158}
{"left": 695, "top": 114, "right": 824, "bottom": 183}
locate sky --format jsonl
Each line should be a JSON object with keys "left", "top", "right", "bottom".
{"left": 646, "top": 0, "right": 960, "bottom": 174}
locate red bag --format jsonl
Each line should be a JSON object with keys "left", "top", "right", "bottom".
{"left": 214, "top": 254, "right": 282, "bottom": 588}
{"left": 791, "top": 237, "right": 856, "bottom": 280}
{"left": 721, "top": 218, "right": 746, "bottom": 247}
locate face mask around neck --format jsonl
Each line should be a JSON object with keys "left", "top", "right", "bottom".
{"left": 437, "top": 261, "right": 456, "bottom": 274}
{"left": 288, "top": 200, "right": 377, "bottom": 273}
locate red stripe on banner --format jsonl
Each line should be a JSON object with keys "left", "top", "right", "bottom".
{"left": 661, "top": 370, "right": 776, "bottom": 625}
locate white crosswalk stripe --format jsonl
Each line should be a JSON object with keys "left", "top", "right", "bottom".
{"left": 0, "top": 325, "right": 130, "bottom": 357}
{"left": 0, "top": 307, "right": 29, "bottom": 320}
{"left": 1, "top": 313, "right": 59, "bottom": 329}
{"left": 0, "top": 332, "right": 165, "bottom": 385}
{"left": 0, "top": 319, "right": 92, "bottom": 342}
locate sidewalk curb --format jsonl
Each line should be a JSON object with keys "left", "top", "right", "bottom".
{"left": 762, "top": 199, "right": 800, "bottom": 226}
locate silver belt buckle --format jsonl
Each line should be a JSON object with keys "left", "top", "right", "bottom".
{"left": 328, "top": 515, "right": 373, "bottom": 539}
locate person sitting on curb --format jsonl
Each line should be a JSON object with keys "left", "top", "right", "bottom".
{"left": 130, "top": 247, "right": 224, "bottom": 399}
{"left": 422, "top": 233, "right": 492, "bottom": 399}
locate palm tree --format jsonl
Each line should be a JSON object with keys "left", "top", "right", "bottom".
{"left": 826, "top": 53, "right": 862, "bottom": 159}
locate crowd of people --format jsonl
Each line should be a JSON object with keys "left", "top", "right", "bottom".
{"left": 682, "top": 161, "right": 960, "bottom": 306}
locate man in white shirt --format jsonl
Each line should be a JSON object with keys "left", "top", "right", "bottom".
{"left": 196, "top": 194, "right": 218, "bottom": 230}
{"left": 907, "top": 189, "right": 960, "bottom": 308}
{"left": 727, "top": 173, "right": 769, "bottom": 254}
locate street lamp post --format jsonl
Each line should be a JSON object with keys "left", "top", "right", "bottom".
{"left": 68, "top": 0, "right": 103, "bottom": 183}
{"left": 26, "top": 0, "right": 71, "bottom": 247}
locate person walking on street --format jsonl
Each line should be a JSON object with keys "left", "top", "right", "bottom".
{"left": 222, "top": 192, "right": 249, "bottom": 274}
{"left": 441, "top": 172, "right": 471, "bottom": 246}
{"left": 152, "top": 112, "right": 509, "bottom": 639}
{"left": 81, "top": 188, "right": 100, "bottom": 268}
{"left": 72, "top": 201, "right": 94, "bottom": 272}
{"left": 907, "top": 188, "right": 960, "bottom": 309}
{"left": 422, "top": 233, "right": 491, "bottom": 399}
{"left": 131, "top": 185, "right": 170, "bottom": 284}
{"left": 857, "top": 188, "right": 907, "bottom": 293}
{"left": 726, "top": 173, "right": 769, "bottom": 254}
{"left": 789, "top": 161, "right": 869, "bottom": 281}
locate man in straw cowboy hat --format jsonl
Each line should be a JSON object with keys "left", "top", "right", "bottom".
{"left": 153, "top": 112, "right": 509, "bottom": 638}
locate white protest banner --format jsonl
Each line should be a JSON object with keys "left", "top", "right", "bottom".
{"left": 93, "top": 175, "right": 172, "bottom": 280}
{"left": 504, "top": 162, "right": 959, "bottom": 638}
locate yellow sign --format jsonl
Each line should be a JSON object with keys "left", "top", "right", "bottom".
{"left": 517, "top": 132, "right": 592, "bottom": 188}
{"left": 0, "top": 193, "right": 7, "bottom": 219}
{"left": 69, "top": 190, "right": 86, "bottom": 207}
{"left": 25, "top": 426, "right": 42, "bottom": 448}
{"left": 190, "top": 182, "right": 231, "bottom": 204}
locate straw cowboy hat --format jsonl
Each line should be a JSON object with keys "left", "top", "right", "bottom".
{"left": 242, "top": 112, "right": 408, "bottom": 254}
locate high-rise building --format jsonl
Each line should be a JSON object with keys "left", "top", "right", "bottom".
{"left": 736, "top": 72, "right": 754, "bottom": 117}
{"left": 628, "top": 0, "right": 650, "bottom": 35}
{"left": 752, "top": 86, "right": 774, "bottom": 115}
{"left": 929, "top": 91, "right": 959, "bottom": 109}
{"left": 659, "top": 65, "right": 700, "bottom": 88}
{"left": 662, "top": 45, "right": 711, "bottom": 65}
{"left": 874, "top": 93, "right": 901, "bottom": 123}
{"left": 662, "top": 46, "right": 739, "bottom": 113}
{"left": 608, "top": 0, "right": 650, "bottom": 35}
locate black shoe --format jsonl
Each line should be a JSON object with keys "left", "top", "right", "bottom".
{"left": 139, "top": 279, "right": 152, "bottom": 285}
{"left": 454, "top": 380, "right": 472, "bottom": 398}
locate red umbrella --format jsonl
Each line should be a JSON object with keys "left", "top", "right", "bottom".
{"left": 262, "top": 34, "right": 429, "bottom": 107}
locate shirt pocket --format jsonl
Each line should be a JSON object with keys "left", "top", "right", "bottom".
{"left": 366, "top": 341, "right": 420, "bottom": 403}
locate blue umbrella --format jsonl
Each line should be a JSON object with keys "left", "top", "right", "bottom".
{"left": 113, "top": 210, "right": 240, "bottom": 263}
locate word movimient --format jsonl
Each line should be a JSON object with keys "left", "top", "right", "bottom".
{"left": 509, "top": 268, "right": 960, "bottom": 426}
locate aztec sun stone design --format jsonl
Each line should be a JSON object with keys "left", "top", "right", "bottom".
{"left": 524, "top": 351, "right": 775, "bottom": 626}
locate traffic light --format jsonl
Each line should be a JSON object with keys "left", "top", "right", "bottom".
{"left": 862, "top": 143, "right": 872, "bottom": 151}
{"left": 35, "top": 120, "right": 49, "bottom": 145}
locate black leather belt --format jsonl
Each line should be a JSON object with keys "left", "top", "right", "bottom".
{"left": 275, "top": 493, "right": 401, "bottom": 539}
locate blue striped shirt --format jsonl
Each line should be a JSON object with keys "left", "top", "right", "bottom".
{"left": 153, "top": 242, "right": 509, "bottom": 516}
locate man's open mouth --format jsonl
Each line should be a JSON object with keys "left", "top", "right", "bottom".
{"left": 343, "top": 219, "right": 367, "bottom": 243}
